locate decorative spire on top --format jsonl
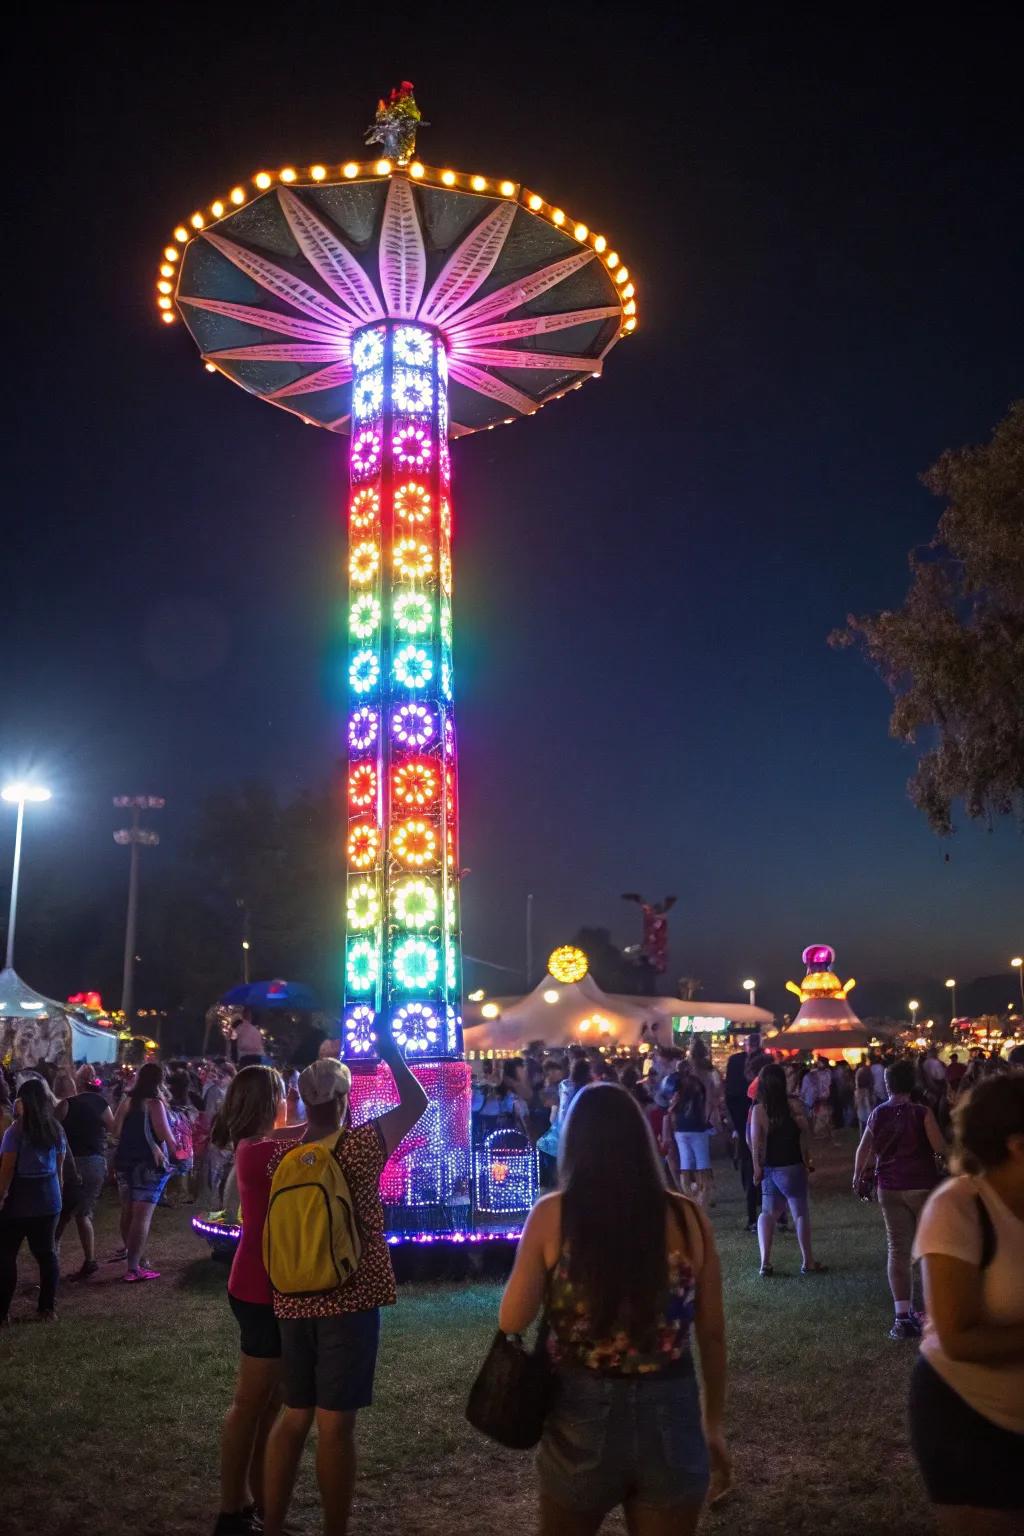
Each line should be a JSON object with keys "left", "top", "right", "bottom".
{"left": 365, "top": 82, "right": 427, "bottom": 165}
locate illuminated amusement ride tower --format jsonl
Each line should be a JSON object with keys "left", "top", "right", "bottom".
{"left": 159, "top": 87, "right": 637, "bottom": 1240}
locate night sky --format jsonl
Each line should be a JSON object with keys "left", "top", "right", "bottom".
{"left": 6, "top": 6, "right": 1022, "bottom": 1019}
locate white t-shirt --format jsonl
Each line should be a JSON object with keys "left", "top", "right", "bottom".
{"left": 913, "top": 1175, "right": 1024, "bottom": 1433}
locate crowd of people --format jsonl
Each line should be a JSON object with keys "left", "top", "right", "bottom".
{"left": 0, "top": 1027, "right": 1021, "bottom": 1534}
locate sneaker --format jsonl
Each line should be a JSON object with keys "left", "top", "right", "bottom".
{"left": 889, "top": 1316, "right": 921, "bottom": 1341}
{"left": 67, "top": 1260, "right": 99, "bottom": 1282}
{"left": 123, "top": 1267, "right": 161, "bottom": 1283}
{"left": 212, "top": 1513, "right": 261, "bottom": 1536}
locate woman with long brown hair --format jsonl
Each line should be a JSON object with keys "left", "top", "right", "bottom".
{"left": 499, "top": 1082, "right": 729, "bottom": 1534}
{"left": 749, "top": 1063, "right": 824, "bottom": 1277}
{"left": 210, "top": 1065, "right": 301, "bottom": 1536}
{"left": 111, "top": 1061, "right": 179, "bottom": 1282}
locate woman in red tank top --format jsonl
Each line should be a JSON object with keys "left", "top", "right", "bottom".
{"left": 210, "top": 1066, "right": 303, "bottom": 1536}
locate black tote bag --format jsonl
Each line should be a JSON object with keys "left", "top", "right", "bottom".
{"left": 465, "top": 1322, "right": 552, "bottom": 1449}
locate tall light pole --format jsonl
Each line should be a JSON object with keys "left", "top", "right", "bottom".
{"left": 114, "top": 796, "right": 164, "bottom": 1035}
{"left": 909, "top": 998, "right": 920, "bottom": 1031}
{"left": 1012, "top": 957, "right": 1023, "bottom": 1008}
{"left": 2, "top": 782, "right": 52, "bottom": 970}
{"left": 743, "top": 978, "right": 757, "bottom": 1007}
{"left": 945, "top": 977, "right": 957, "bottom": 1022}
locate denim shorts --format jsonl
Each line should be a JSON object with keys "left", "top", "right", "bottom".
{"left": 675, "top": 1131, "right": 712, "bottom": 1172}
{"left": 116, "top": 1162, "right": 172, "bottom": 1205}
{"left": 761, "top": 1163, "right": 809, "bottom": 1216}
{"left": 538, "top": 1365, "right": 709, "bottom": 1513}
{"left": 279, "top": 1308, "right": 381, "bottom": 1412}
{"left": 75, "top": 1155, "right": 108, "bottom": 1220}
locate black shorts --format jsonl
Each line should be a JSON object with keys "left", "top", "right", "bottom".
{"left": 279, "top": 1308, "right": 381, "bottom": 1413}
{"left": 909, "top": 1357, "right": 1024, "bottom": 1511}
{"left": 228, "top": 1293, "right": 281, "bottom": 1360}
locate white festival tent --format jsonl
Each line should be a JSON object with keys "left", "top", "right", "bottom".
{"left": 463, "top": 971, "right": 773, "bottom": 1052}
{"left": 0, "top": 967, "right": 118, "bottom": 1068}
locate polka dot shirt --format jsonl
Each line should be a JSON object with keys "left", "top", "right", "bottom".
{"left": 268, "top": 1121, "right": 397, "bottom": 1318}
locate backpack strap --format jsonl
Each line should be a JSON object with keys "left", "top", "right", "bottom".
{"left": 976, "top": 1194, "right": 996, "bottom": 1271}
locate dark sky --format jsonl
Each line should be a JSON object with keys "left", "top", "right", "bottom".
{"left": 6, "top": 4, "right": 1022, "bottom": 1019}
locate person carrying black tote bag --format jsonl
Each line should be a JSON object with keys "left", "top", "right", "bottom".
{"left": 466, "top": 1317, "right": 552, "bottom": 1449}
{"left": 469, "top": 1083, "right": 730, "bottom": 1529}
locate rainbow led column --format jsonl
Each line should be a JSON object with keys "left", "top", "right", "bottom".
{"left": 343, "top": 320, "right": 470, "bottom": 1222}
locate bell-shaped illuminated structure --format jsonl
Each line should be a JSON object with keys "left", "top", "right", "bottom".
{"left": 158, "top": 89, "right": 637, "bottom": 1234}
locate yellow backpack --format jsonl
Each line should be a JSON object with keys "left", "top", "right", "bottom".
{"left": 263, "top": 1134, "right": 362, "bottom": 1296}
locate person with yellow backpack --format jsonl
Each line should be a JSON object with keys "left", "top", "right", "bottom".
{"left": 260, "top": 1024, "right": 427, "bottom": 1536}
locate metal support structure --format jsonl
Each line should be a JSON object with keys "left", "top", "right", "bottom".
{"left": 114, "top": 795, "right": 164, "bottom": 1035}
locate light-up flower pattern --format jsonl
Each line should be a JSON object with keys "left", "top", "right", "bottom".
{"left": 394, "top": 482, "right": 431, "bottom": 525}
{"left": 394, "top": 593, "right": 432, "bottom": 636}
{"left": 348, "top": 762, "right": 377, "bottom": 808}
{"left": 393, "top": 819, "right": 437, "bottom": 868}
{"left": 394, "top": 537, "right": 432, "bottom": 580}
{"left": 351, "top": 428, "right": 381, "bottom": 480}
{"left": 394, "top": 424, "right": 432, "bottom": 468}
{"left": 349, "top": 594, "right": 381, "bottom": 640}
{"left": 393, "top": 937, "right": 440, "bottom": 990}
{"left": 393, "top": 644, "right": 433, "bottom": 688}
{"left": 394, "top": 326, "right": 432, "bottom": 367}
{"left": 349, "top": 649, "right": 380, "bottom": 694}
{"left": 393, "top": 703, "right": 435, "bottom": 747}
{"left": 349, "top": 541, "right": 380, "bottom": 585}
{"left": 394, "top": 368, "right": 432, "bottom": 414}
{"left": 352, "top": 328, "right": 385, "bottom": 372}
{"left": 353, "top": 369, "right": 384, "bottom": 420}
{"left": 393, "top": 759, "right": 439, "bottom": 807}
{"left": 346, "top": 879, "right": 380, "bottom": 930}
{"left": 349, "top": 487, "right": 380, "bottom": 530}
{"left": 394, "top": 1001, "right": 440, "bottom": 1051}
{"left": 348, "top": 705, "right": 379, "bottom": 752}
{"left": 344, "top": 1004, "right": 377, "bottom": 1054}
{"left": 392, "top": 877, "right": 439, "bottom": 931}
{"left": 347, "top": 821, "right": 380, "bottom": 870}
{"left": 346, "top": 938, "right": 379, "bottom": 993}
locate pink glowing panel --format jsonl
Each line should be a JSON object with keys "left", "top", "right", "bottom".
{"left": 269, "top": 360, "right": 354, "bottom": 398}
{"left": 279, "top": 187, "right": 384, "bottom": 322}
{"left": 460, "top": 306, "right": 621, "bottom": 346}
{"left": 180, "top": 296, "right": 350, "bottom": 344}
{"left": 209, "top": 343, "right": 349, "bottom": 362}
{"left": 418, "top": 201, "right": 517, "bottom": 326}
{"left": 203, "top": 231, "right": 352, "bottom": 330}
{"left": 348, "top": 1061, "right": 471, "bottom": 1207}
{"left": 379, "top": 177, "right": 426, "bottom": 318}
{"left": 445, "top": 248, "right": 597, "bottom": 334}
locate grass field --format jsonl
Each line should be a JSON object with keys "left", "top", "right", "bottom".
{"left": 0, "top": 1132, "right": 933, "bottom": 1536}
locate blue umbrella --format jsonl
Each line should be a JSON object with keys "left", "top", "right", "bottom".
{"left": 220, "top": 979, "right": 320, "bottom": 1010}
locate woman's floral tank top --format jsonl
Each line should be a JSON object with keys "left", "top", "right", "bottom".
{"left": 546, "top": 1243, "right": 697, "bottom": 1376}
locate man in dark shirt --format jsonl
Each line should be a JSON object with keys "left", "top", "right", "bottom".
{"left": 57, "top": 1068, "right": 114, "bottom": 1280}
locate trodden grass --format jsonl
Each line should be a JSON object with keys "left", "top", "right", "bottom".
{"left": 0, "top": 1132, "right": 932, "bottom": 1536}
